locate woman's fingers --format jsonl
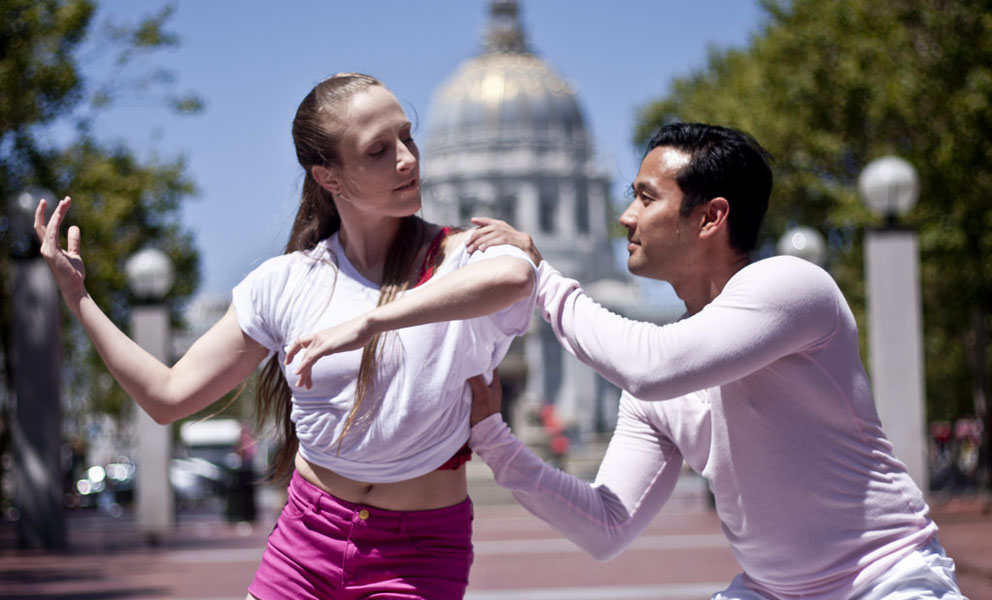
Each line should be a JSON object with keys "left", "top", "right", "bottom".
{"left": 292, "top": 352, "right": 313, "bottom": 388}
{"left": 295, "top": 351, "right": 316, "bottom": 381}
{"left": 284, "top": 335, "right": 319, "bottom": 389}
{"left": 48, "top": 197, "right": 70, "bottom": 236}
{"left": 67, "top": 225, "right": 81, "bottom": 256}
{"left": 38, "top": 197, "right": 72, "bottom": 253}
{"left": 297, "top": 367, "right": 312, "bottom": 390}
{"left": 33, "top": 199, "right": 48, "bottom": 240}
{"left": 285, "top": 317, "right": 372, "bottom": 389}
{"left": 284, "top": 338, "right": 305, "bottom": 365}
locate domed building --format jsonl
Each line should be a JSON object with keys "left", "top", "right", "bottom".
{"left": 423, "top": 0, "right": 634, "bottom": 443}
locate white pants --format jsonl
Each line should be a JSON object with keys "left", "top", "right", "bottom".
{"left": 712, "top": 538, "right": 966, "bottom": 600}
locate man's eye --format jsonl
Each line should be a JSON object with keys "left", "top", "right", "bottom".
{"left": 369, "top": 147, "right": 385, "bottom": 157}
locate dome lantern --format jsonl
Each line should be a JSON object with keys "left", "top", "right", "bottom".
{"left": 426, "top": 1, "right": 588, "bottom": 158}
{"left": 483, "top": 0, "right": 528, "bottom": 54}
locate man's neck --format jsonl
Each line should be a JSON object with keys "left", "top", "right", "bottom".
{"left": 677, "top": 252, "right": 751, "bottom": 315}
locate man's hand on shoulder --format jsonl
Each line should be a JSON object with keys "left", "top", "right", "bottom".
{"left": 466, "top": 217, "right": 543, "bottom": 265}
{"left": 468, "top": 369, "right": 503, "bottom": 427}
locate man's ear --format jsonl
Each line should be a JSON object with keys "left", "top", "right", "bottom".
{"left": 698, "top": 197, "right": 730, "bottom": 239}
{"left": 311, "top": 165, "right": 342, "bottom": 195}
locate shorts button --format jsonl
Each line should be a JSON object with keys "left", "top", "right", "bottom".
{"left": 358, "top": 509, "right": 369, "bottom": 521}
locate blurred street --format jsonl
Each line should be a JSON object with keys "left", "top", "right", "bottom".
{"left": 0, "top": 465, "right": 990, "bottom": 600}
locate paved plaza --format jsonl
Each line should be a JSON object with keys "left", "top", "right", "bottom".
{"left": 0, "top": 468, "right": 989, "bottom": 599}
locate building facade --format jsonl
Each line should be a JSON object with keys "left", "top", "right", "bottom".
{"left": 422, "top": 0, "right": 638, "bottom": 441}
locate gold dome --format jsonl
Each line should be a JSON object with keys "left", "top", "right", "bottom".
{"left": 426, "top": 1, "right": 589, "bottom": 156}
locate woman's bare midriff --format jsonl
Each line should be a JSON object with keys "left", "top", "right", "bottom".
{"left": 295, "top": 452, "right": 468, "bottom": 511}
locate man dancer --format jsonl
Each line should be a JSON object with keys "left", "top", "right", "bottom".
{"left": 465, "top": 122, "right": 965, "bottom": 599}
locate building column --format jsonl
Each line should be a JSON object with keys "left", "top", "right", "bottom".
{"left": 558, "top": 180, "right": 577, "bottom": 238}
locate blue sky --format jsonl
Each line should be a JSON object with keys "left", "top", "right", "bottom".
{"left": 78, "top": 1, "right": 766, "bottom": 299}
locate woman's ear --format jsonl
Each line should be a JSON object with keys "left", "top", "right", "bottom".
{"left": 311, "top": 165, "right": 341, "bottom": 195}
{"left": 698, "top": 197, "right": 730, "bottom": 239}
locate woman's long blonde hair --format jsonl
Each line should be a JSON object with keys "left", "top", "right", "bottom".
{"left": 255, "top": 73, "right": 428, "bottom": 482}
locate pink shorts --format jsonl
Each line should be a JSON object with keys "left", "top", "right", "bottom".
{"left": 249, "top": 470, "right": 474, "bottom": 599}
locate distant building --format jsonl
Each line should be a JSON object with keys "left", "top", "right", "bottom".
{"left": 423, "top": 0, "right": 663, "bottom": 441}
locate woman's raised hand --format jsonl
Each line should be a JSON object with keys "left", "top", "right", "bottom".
{"left": 284, "top": 315, "right": 375, "bottom": 389}
{"left": 465, "top": 217, "right": 543, "bottom": 264}
{"left": 34, "top": 197, "right": 87, "bottom": 305}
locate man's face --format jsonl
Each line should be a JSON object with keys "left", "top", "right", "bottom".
{"left": 619, "top": 146, "right": 697, "bottom": 283}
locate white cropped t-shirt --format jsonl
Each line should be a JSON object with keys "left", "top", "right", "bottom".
{"left": 232, "top": 232, "right": 537, "bottom": 482}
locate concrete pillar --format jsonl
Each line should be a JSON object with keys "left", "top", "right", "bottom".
{"left": 518, "top": 181, "right": 539, "bottom": 238}
{"left": 10, "top": 258, "right": 65, "bottom": 549}
{"left": 131, "top": 305, "right": 174, "bottom": 542}
{"left": 559, "top": 180, "right": 576, "bottom": 237}
{"left": 865, "top": 229, "right": 928, "bottom": 491}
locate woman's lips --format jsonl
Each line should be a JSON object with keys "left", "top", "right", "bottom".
{"left": 395, "top": 178, "right": 418, "bottom": 191}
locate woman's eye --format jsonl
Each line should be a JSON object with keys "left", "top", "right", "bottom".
{"left": 369, "top": 147, "right": 385, "bottom": 157}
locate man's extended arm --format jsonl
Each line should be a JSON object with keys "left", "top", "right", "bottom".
{"left": 467, "top": 218, "right": 836, "bottom": 402}
{"left": 536, "top": 259, "right": 838, "bottom": 401}
{"left": 470, "top": 392, "right": 684, "bottom": 560}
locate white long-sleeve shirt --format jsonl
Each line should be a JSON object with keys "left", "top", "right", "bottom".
{"left": 470, "top": 255, "right": 936, "bottom": 599}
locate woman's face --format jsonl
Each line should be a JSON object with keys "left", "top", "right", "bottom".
{"left": 327, "top": 86, "right": 421, "bottom": 219}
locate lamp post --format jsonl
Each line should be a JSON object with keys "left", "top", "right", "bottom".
{"left": 858, "top": 156, "right": 928, "bottom": 491}
{"left": 6, "top": 189, "right": 65, "bottom": 550}
{"left": 777, "top": 225, "right": 827, "bottom": 267}
{"left": 125, "top": 247, "right": 175, "bottom": 543}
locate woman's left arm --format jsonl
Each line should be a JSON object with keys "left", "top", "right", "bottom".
{"left": 285, "top": 255, "right": 534, "bottom": 389}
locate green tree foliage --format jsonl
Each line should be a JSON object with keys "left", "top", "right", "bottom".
{"left": 634, "top": 0, "right": 992, "bottom": 426}
{"left": 0, "top": 0, "right": 203, "bottom": 425}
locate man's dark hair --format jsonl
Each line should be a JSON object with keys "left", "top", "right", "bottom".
{"left": 644, "top": 122, "right": 772, "bottom": 253}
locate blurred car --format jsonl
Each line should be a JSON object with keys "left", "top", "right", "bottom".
{"left": 170, "top": 456, "right": 225, "bottom": 508}
{"left": 71, "top": 460, "right": 134, "bottom": 516}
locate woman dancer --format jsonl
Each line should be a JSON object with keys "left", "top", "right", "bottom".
{"left": 34, "top": 72, "right": 537, "bottom": 599}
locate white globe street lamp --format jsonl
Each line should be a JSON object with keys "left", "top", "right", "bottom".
{"left": 858, "top": 156, "right": 920, "bottom": 223}
{"left": 777, "top": 225, "right": 827, "bottom": 267}
{"left": 125, "top": 247, "right": 175, "bottom": 543}
{"left": 859, "top": 156, "right": 928, "bottom": 491}
{"left": 125, "top": 247, "right": 175, "bottom": 301}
